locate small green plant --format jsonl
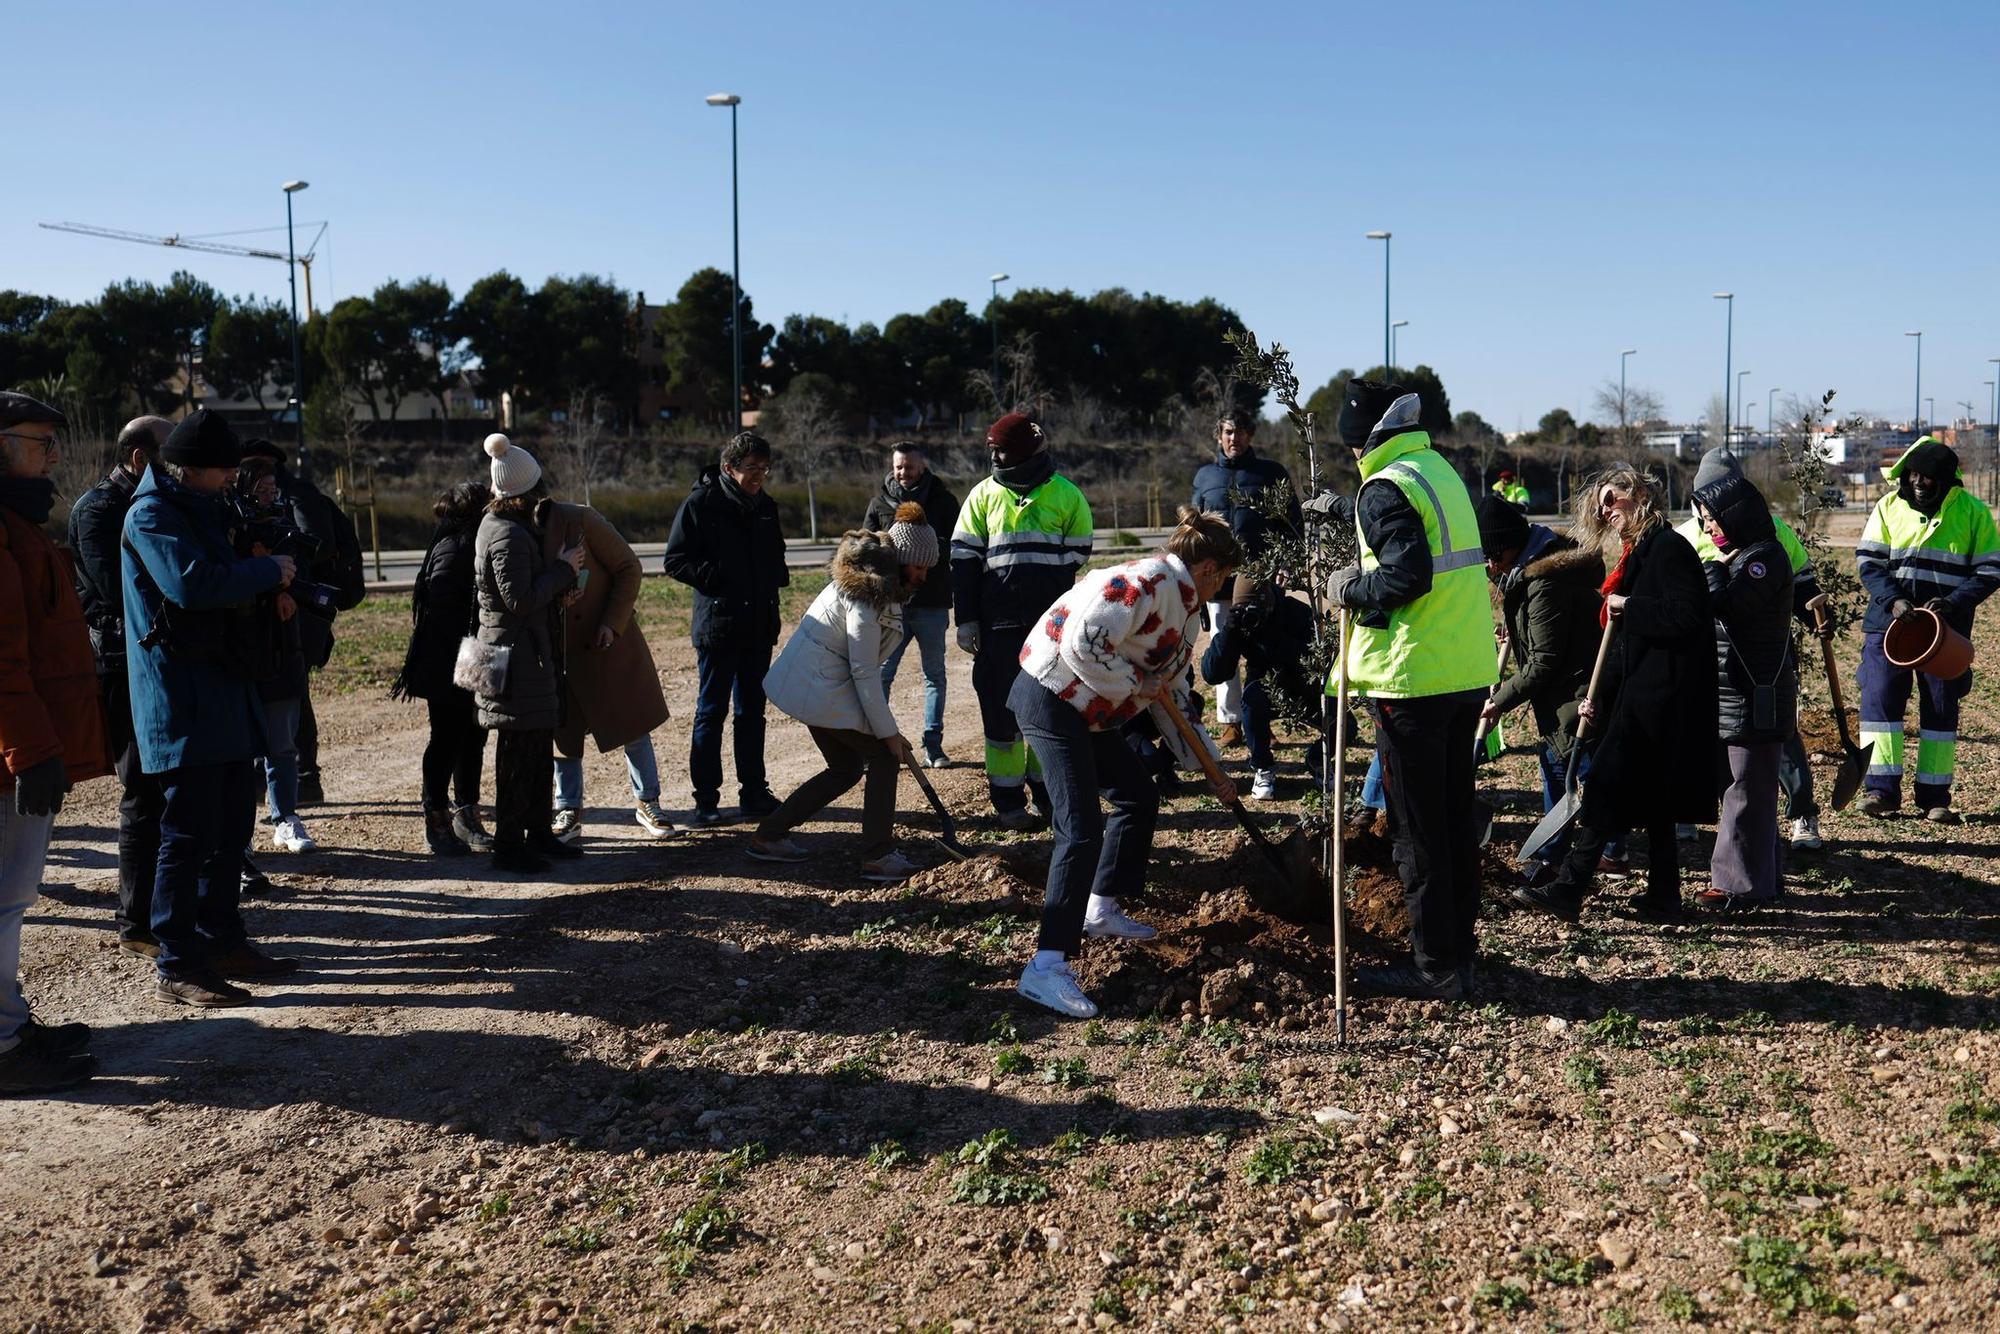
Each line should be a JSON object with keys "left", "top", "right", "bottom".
{"left": 542, "top": 1223, "right": 609, "bottom": 1254}
{"left": 852, "top": 915, "right": 899, "bottom": 943}
{"left": 1050, "top": 1129, "right": 1093, "bottom": 1160}
{"left": 1243, "top": 1135, "right": 1321, "bottom": 1186}
{"left": 1604, "top": 1305, "right": 1635, "bottom": 1331}
{"left": 1474, "top": 1280, "right": 1531, "bottom": 1313}
{"left": 476, "top": 1193, "right": 511, "bottom": 1222}
{"left": 993, "top": 1046, "right": 1032, "bottom": 1076}
{"left": 1523, "top": 1242, "right": 1594, "bottom": 1287}
{"left": 1563, "top": 1055, "right": 1607, "bottom": 1092}
{"left": 1586, "top": 1008, "right": 1642, "bottom": 1048}
{"left": 1737, "top": 1234, "right": 1855, "bottom": 1317}
{"left": 699, "top": 1140, "right": 769, "bottom": 1190}
{"left": 865, "top": 1139, "right": 910, "bottom": 1170}
{"left": 1657, "top": 1285, "right": 1698, "bottom": 1323}
{"left": 949, "top": 1130, "right": 1050, "bottom": 1207}
{"left": 987, "top": 1012, "right": 1020, "bottom": 1044}
{"left": 1080, "top": 1019, "right": 1109, "bottom": 1046}
{"left": 662, "top": 1193, "right": 740, "bottom": 1253}
{"left": 1041, "top": 1056, "right": 1095, "bottom": 1089}
{"left": 1922, "top": 1151, "right": 2000, "bottom": 1204}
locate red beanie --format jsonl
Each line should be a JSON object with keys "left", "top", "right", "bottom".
{"left": 986, "top": 412, "right": 1043, "bottom": 458}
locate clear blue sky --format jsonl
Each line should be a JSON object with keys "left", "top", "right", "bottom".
{"left": 8, "top": 0, "right": 1997, "bottom": 433}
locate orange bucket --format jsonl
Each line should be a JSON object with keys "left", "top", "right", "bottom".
{"left": 1883, "top": 606, "right": 1975, "bottom": 679}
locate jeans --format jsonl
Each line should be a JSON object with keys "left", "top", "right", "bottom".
{"left": 1777, "top": 731, "right": 1816, "bottom": 820}
{"left": 1375, "top": 690, "right": 1487, "bottom": 976}
{"left": 1010, "top": 671, "right": 1160, "bottom": 956}
{"left": 1205, "top": 600, "right": 1244, "bottom": 724}
{"left": 494, "top": 728, "right": 554, "bottom": 850}
{"left": 882, "top": 604, "right": 949, "bottom": 751}
{"left": 1241, "top": 677, "right": 1276, "bottom": 771}
{"left": 1535, "top": 738, "right": 1599, "bottom": 861}
{"left": 102, "top": 672, "right": 165, "bottom": 942}
{"left": 152, "top": 761, "right": 255, "bottom": 975}
{"left": 1360, "top": 748, "right": 1385, "bottom": 810}
{"left": 296, "top": 686, "right": 320, "bottom": 783}
{"left": 690, "top": 640, "right": 772, "bottom": 810}
{"left": 756, "top": 726, "right": 899, "bottom": 852}
{"left": 422, "top": 689, "right": 487, "bottom": 813}
{"left": 261, "top": 695, "right": 302, "bottom": 822}
{"left": 555, "top": 735, "right": 661, "bottom": 809}
{"left": 0, "top": 803, "right": 54, "bottom": 1048}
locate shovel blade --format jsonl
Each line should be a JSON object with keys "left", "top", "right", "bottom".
{"left": 1518, "top": 792, "right": 1580, "bottom": 864}
{"left": 1829, "top": 747, "right": 1867, "bottom": 812}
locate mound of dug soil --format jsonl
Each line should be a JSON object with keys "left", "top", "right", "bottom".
{"left": 899, "top": 852, "right": 1043, "bottom": 907}
{"left": 1797, "top": 702, "right": 1862, "bottom": 759}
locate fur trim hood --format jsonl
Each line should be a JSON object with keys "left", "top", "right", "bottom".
{"left": 830, "top": 529, "right": 902, "bottom": 608}
{"left": 1520, "top": 538, "right": 1603, "bottom": 584}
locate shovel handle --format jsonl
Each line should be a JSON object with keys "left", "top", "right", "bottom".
{"left": 1156, "top": 693, "right": 1238, "bottom": 810}
{"left": 1805, "top": 593, "right": 1853, "bottom": 717}
{"left": 1575, "top": 618, "right": 1618, "bottom": 743}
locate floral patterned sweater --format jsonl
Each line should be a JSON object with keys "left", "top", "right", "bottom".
{"left": 1018, "top": 552, "right": 1202, "bottom": 731}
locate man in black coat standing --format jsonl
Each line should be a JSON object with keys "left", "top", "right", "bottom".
{"left": 1188, "top": 410, "right": 1300, "bottom": 755}
{"left": 67, "top": 415, "right": 172, "bottom": 955}
{"left": 663, "top": 432, "right": 790, "bottom": 825}
{"left": 863, "top": 442, "right": 959, "bottom": 767}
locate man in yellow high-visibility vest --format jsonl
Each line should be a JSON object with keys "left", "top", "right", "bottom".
{"left": 1328, "top": 382, "right": 1498, "bottom": 1000}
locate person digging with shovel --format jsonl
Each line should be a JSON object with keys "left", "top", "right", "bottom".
{"left": 1513, "top": 467, "right": 1716, "bottom": 924}
{"left": 1010, "top": 508, "right": 1242, "bottom": 1019}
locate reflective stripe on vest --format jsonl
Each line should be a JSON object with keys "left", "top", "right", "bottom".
{"left": 1336, "top": 434, "right": 1500, "bottom": 700}
{"left": 1856, "top": 488, "right": 2000, "bottom": 596}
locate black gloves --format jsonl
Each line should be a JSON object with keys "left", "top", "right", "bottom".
{"left": 14, "top": 755, "right": 68, "bottom": 818}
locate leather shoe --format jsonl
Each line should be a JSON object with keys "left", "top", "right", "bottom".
{"left": 211, "top": 944, "right": 300, "bottom": 977}
{"left": 17, "top": 1016, "right": 90, "bottom": 1057}
{"left": 1352, "top": 959, "right": 1470, "bottom": 1001}
{"left": 1511, "top": 879, "right": 1583, "bottom": 924}
{"left": 1627, "top": 892, "right": 1685, "bottom": 923}
{"left": 527, "top": 833, "right": 584, "bottom": 860}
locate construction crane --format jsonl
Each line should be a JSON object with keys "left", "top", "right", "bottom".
{"left": 38, "top": 220, "right": 327, "bottom": 317}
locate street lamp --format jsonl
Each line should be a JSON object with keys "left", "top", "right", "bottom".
{"left": 1767, "top": 387, "right": 1780, "bottom": 439}
{"left": 1736, "top": 370, "right": 1752, "bottom": 444}
{"left": 988, "top": 272, "right": 1010, "bottom": 401}
{"left": 1619, "top": 348, "right": 1638, "bottom": 439}
{"left": 1390, "top": 319, "right": 1409, "bottom": 368}
{"left": 1926, "top": 397, "right": 1935, "bottom": 432}
{"left": 1713, "top": 293, "right": 1734, "bottom": 442}
{"left": 282, "top": 179, "right": 309, "bottom": 476}
{"left": 1987, "top": 373, "right": 1999, "bottom": 505}
{"left": 1905, "top": 331, "right": 1922, "bottom": 431}
{"left": 1366, "top": 231, "right": 1392, "bottom": 369}
{"left": 705, "top": 93, "right": 743, "bottom": 433}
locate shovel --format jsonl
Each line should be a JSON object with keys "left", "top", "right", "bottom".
{"left": 1805, "top": 594, "right": 1869, "bottom": 811}
{"left": 901, "top": 752, "right": 972, "bottom": 861}
{"left": 1156, "top": 694, "right": 1320, "bottom": 910}
{"left": 1473, "top": 638, "right": 1513, "bottom": 764}
{"left": 1328, "top": 610, "right": 1352, "bottom": 1045}
{"left": 1517, "top": 619, "right": 1618, "bottom": 865}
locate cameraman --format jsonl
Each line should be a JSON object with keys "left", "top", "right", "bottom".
{"left": 234, "top": 455, "right": 322, "bottom": 854}
{"left": 122, "top": 410, "right": 300, "bottom": 1007}
{"left": 1199, "top": 573, "right": 1316, "bottom": 799}
{"left": 240, "top": 439, "right": 365, "bottom": 806}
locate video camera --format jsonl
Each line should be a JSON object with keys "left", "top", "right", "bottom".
{"left": 230, "top": 495, "right": 340, "bottom": 622}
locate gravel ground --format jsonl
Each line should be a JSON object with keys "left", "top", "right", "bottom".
{"left": 2, "top": 566, "right": 1996, "bottom": 1332}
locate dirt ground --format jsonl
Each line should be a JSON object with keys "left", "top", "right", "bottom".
{"left": 3, "top": 567, "right": 1998, "bottom": 1332}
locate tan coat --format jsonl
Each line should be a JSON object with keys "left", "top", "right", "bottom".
{"left": 543, "top": 502, "right": 669, "bottom": 758}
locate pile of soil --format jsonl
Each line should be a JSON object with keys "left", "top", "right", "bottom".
{"left": 1797, "top": 702, "right": 1863, "bottom": 759}
{"left": 899, "top": 852, "right": 1043, "bottom": 907}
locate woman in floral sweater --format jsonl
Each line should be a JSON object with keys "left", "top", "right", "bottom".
{"left": 1008, "top": 508, "right": 1242, "bottom": 1018}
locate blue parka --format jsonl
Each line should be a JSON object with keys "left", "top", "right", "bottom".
{"left": 120, "top": 469, "right": 285, "bottom": 773}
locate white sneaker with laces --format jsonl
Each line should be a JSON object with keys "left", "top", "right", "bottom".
{"left": 1250, "top": 769, "right": 1278, "bottom": 801}
{"left": 860, "top": 848, "right": 922, "bottom": 883}
{"left": 635, "top": 802, "right": 678, "bottom": 837}
{"left": 1083, "top": 898, "right": 1157, "bottom": 940}
{"left": 272, "top": 815, "right": 317, "bottom": 853}
{"left": 1017, "top": 958, "right": 1098, "bottom": 1019}
{"left": 1790, "top": 815, "right": 1823, "bottom": 849}
{"left": 551, "top": 808, "right": 584, "bottom": 843}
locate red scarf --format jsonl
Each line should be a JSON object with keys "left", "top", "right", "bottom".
{"left": 1598, "top": 542, "right": 1633, "bottom": 628}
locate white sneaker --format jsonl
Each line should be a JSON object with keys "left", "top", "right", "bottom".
{"left": 634, "top": 802, "right": 678, "bottom": 838}
{"left": 1250, "top": 769, "right": 1278, "bottom": 801}
{"left": 1017, "top": 958, "right": 1098, "bottom": 1019}
{"left": 1791, "top": 815, "right": 1823, "bottom": 850}
{"left": 272, "top": 815, "right": 317, "bottom": 853}
{"left": 1084, "top": 901, "right": 1157, "bottom": 940}
{"left": 551, "top": 808, "right": 584, "bottom": 843}
{"left": 860, "top": 848, "right": 922, "bottom": 883}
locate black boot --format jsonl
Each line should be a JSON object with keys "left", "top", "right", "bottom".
{"left": 452, "top": 805, "right": 495, "bottom": 852}
{"left": 425, "top": 808, "right": 471, "bottom": 856}
{"left": 492, "top": 842, "right": 549, "bottom": 874}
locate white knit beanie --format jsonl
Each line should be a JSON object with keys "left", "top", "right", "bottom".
{"left": 484, "top": 433, "right": 542, "bottom": 498}
{"left": 886, "top": 500, "right": 939, "bottom": 567}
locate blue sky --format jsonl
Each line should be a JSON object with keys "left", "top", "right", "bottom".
{"left": 8, "top": 0, "right": 1997, "bottom": 432}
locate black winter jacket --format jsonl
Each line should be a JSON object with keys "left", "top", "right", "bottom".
{"left": 1580, "top": 524, "right": 1719, "bottom": 828}
{"left": 662, "top": 466, "right": 790, "bottom": 650}
{"left": 1189, "top": 449, "right": 1301, "bottom": 561}
{"left": 393, "top": 518, "right": 481, "bottom": 702}
{"left": 1488, "top": 528, "right": 1604, "bottom": 744}
{"left": 1693, "top": 475, "right": 1796, "bottom": 745}
{"left": 863, "top": 471, "right": 959, "bottom": 610}
{"left": 66, "top": 464, "right": 143, "bottom": 674}
{"left": 273, "top": 468, "right": 366, "bottom": 667}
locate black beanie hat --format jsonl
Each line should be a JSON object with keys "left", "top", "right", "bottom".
{"left": 241, "top": 437, "right": 287, "bottom": 464}
{"left": 161, "top": 409, "right": 243, "bottom": 469}
{"left": 1336, "top": 378, "right": 1408, "bottom": 450}
{"left": 1475, "top": 494, "right": 1531, "bottom": 557}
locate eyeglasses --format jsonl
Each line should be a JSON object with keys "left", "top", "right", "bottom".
{"left": 0, "top": 430, "right": 61, "bottom": 454}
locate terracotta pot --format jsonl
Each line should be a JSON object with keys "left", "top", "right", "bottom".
{"left": 1883, "top": 606, "right": 1975, "bottom": 679}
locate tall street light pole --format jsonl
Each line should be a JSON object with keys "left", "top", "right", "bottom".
{"left": 1713, "top": 293, "right": 1734, "bottom": 444}
{"left": 1736, "top": 370, "right": 1751, "bottom": 445}
{"left": 988, "top": 272, "right": 1009, "bottom": 402}
{"left": 705, "top": 93, "right": 743, "bottom": 433}
{"left": 1767, "top": 387, "right": 1780, "bottom": 438}
{"left": 1905, "top": 330, "right": 1922, "bottom": 431}
{"left": 1390, "top": 319, "right": 1408, "bottom": 369}
{"left": 282, "top": 180, "right": 310, "bottom": 478}
{"left": 1987, "top": 370, "right": 1999, "bottom": 505}
{"left": 1366, "top": 232, "right": 1392, "bottom": 369}
{"left": 1619, "top": 348, "right": 1637, "bottom": 440}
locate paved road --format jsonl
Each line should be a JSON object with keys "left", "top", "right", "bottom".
{"left": 361, "top": 527, "right": 1179, "bottom": 592}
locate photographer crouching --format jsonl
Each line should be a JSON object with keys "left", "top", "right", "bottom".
{"left": 121, "top": 410, "right": 301, "bottom": 1006}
